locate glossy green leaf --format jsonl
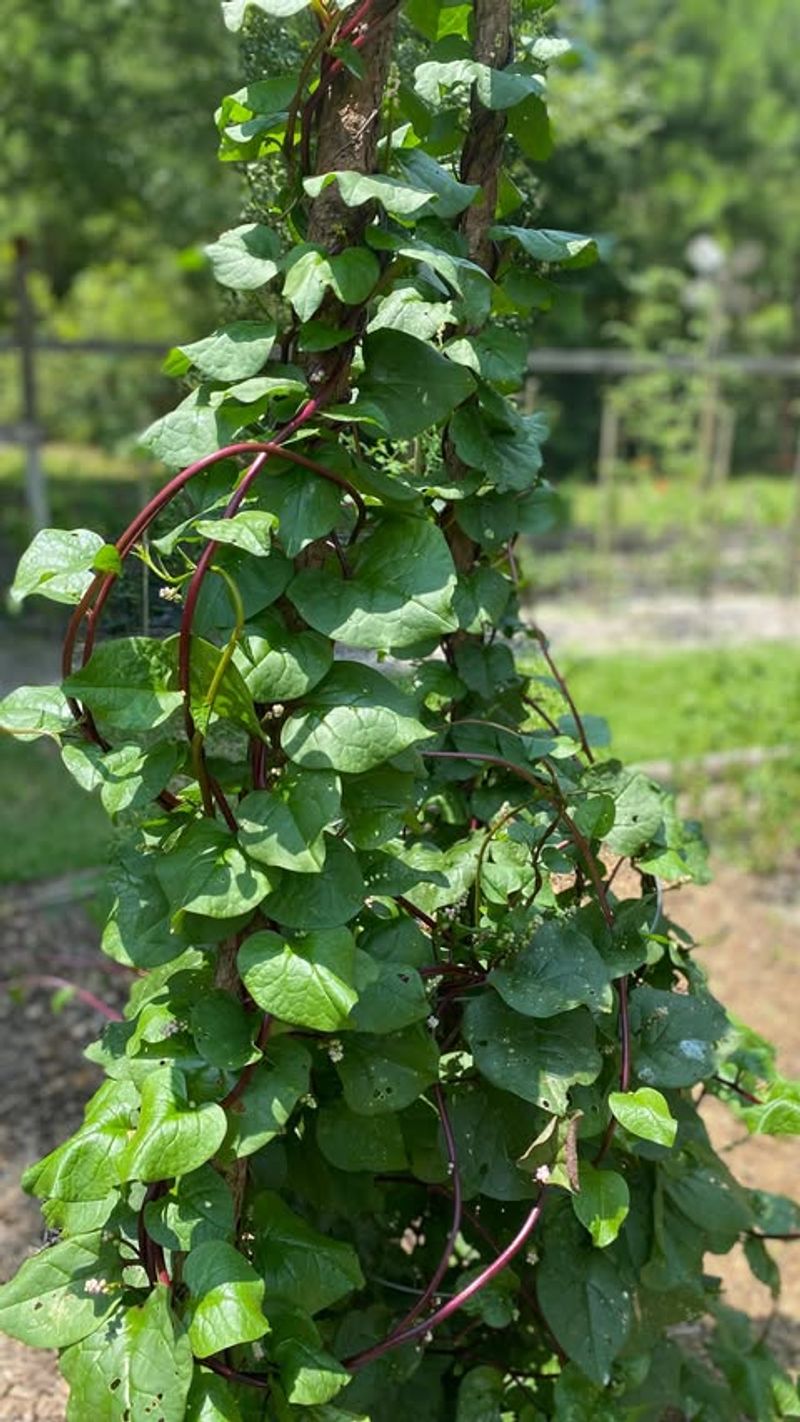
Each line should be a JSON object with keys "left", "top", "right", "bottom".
{"left": 0, "top": 1235, "right": 120, "bottom": 1348}
{"left": 490, "top": 224, "right": 598, "bottom": 266}
{"left": 62, "top": 636, "right": 183, "bottom": 731}
{"left": 463, "top": 992, "right": 602, "bottom": 1113}
{"left": 60, "top": 1286, "right": 193, "bottom": 1422}
{"left": 0, "top": 684, "right": 73, "bottom": 741}
{"left": 255, "top": 466, "right": 343, "bottom": 558}
{"left": 194, "top": 508, "right": 277, "bottom": 556}
{"left": 264, "top": 836, "right": 365, "bottom": 929}
{"left": 156, "top": 819, "right": 278, "bottom": 920}
{"left": 282, "top": 661, "right": 433, "bottom": 774}
{"left": 284, "top": 245, "right": 379, "bottom": 320}
{"left": 186, "top": 1369, "right": 246, "bottom": 1421}
{"left": 573, "top": 1165, "right": 630, "bottom": 1248}
{"left": 237, "top": 609, "right": 333, "bottom": 701}
{"left": 608, "top": 1088, "right": 678, "bottom": 1148}
{"left": 304, "top": 170, "right": 435, "bottom": 216}
{"left": 335, "top": 1023, "right": 439, "bottom": 1115}
{"left": 289, "top": 515, "right": 458, "bottom": 651}
{"left": 184, "top": 1241, "right": 269, "bottom": 1358}
{"left": 23, "top": 1079, "right": 140, "bottom": 1202}
{"left": 359, "top": 330, "right": 475, "bottom": 439}
{"left": 222, "top": 1039, "right": 311, "bottom": 1158}
{"left": 252, "top": 1191, "right": 364, "bottom": 1314}
{"left": 205, "top": 222, "right": 281, "bottom": 288}
{"left": 10, "top": 527, "right": 106, "bottom": 605}
{"left": 121, "top": 1067, "right": 227, "bottom": 1181}
{"left": 490, "top": 919, "right": 613, "bottom": 1017}
{"left": 277, "top": 1334, "right": 351, "bottom": 1406}
{"left": 350, "top": 952, "right": 430, "bottom": 1034}
{"left": 144, "top": 1165, "right": 236, "bottom": 1252}
{"left": 238, "top": 769, "right": 341, "bottom": 873}
{"left": 166, "top": 321, "right": 276, "bottom": 380}
{"left": 238, "top": 927, "right": 358, "bottom": 1030}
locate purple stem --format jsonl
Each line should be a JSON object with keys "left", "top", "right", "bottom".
{"left": 345, "top": 1190, "right": 547, "bottom": 1370}
{"left": 4, "top": 975, "right": 122, "bottom": 1021}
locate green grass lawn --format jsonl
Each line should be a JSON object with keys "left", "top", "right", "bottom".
{"left": 558, "top": 643, "right": 800, "bottom": 763}
{"left": 2, "top": 642, "right": 797, "bottom": 884}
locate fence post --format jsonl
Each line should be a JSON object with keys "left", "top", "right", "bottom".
{"left": 596, "top": 390, "right": 620, "bottom": 596}
{"left": 14, "top": 236, "right": 50, "bottom": 532}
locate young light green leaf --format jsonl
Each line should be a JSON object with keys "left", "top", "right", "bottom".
{"left": 0, "top": 1235, "right": 120, "bottom": 1349}
{"left": 490, "top": 920, "right": 613, "bottom": 1018}
{"left": 238, "top": 769, "right": 341, "bottom": 873}
{"left": 120, "top": 1067, "right": 227, "bottom": 1181}
{"left": 193, "top": 509, "right": 277, "bottom": 557}
{"left": 205, "top": 222, "right": 281, "bottom": 289}
{"left": 238, "top": 927, "right": 358, "bottom": 1031}
{"left": 10, "top": 527, "right": 106, "bottom": 606}
{"left": 282, "top": 661, "right": 433, "bottom": 774}
{"left": 289, "top": 515, "right": 458, "bottom": 651}
{"left": 252, "top": 1191, "right": 364, "bottom": 1314}
{"left": 283, "top": 245, "right": 379, "bottom": 320}
{"left": 59, "top": 1286, "right": 193, "bottom": 1422}
{"left": 608, "top": 1088, "right": 678, "bottom": 1148}
{"left": 184, "top": 1241, "right": 270, "bottom": 1358}
{"left": 23, "top": 1079, "right": 140, "bottom": 1202}
{"left": 0, "top": 684, "right": 73, "bottom": 742}
{"left": 276, "top": 1334, "right": 351, "bottom": 1407}
{"left": 304, "top": 170, "right": 435, "bottom": 216}
{"left": 62, "top": 637, "right": 183, "bottom": 731}
{"left": 165, "top": 320, "right": 276, "bottom": 380}
{"left": 572, "top": 1164, "right": 630, "bottom": 1248}
{"left": 463, "top": 993, "right": 602, "bottom": 1114}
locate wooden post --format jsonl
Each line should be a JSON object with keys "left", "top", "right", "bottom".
{"left": 596, "top": 391, "right": 620, "bottom": 595}
{"left": 14, "top": 236, "right": 50, "bottom": 531}
{"left": 787, "top": 421, "right": 800, "bottom": 596}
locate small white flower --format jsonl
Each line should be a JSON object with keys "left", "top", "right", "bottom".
{"left": 426, "top": 1014, "right": 439, "bottom": 1032}
{"left": 535, "top": 1164, "right": 551, "bottom": 1184}
{"left": 158, "top": 585, "right": 182, "bottom": 603}
{"left": 83, "top": 1277, "right": 107, "bottom": 1296}
{"left": 327, "top": 1039, "right": 344, "bottom": 1063}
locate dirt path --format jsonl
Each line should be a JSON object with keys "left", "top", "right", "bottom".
{"left": 527, "top": 592, "right": 800, "bottom": 653}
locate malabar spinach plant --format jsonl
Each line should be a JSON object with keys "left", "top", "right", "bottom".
{"left": 3, "top": 1, "right": 800, "bottom": 1418}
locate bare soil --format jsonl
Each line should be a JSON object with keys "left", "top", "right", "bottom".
{"left": 0, "top": 864, "right": 798, "bottom": 1418}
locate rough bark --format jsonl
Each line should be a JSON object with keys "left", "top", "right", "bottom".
{"left": 460, "top": 0, "right": 513, "bottom": 272}
{"left": 305, "top": 0, "right": 399, "bottom": 397}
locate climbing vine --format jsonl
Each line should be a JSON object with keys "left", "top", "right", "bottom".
{"left": 2, "top": 1, "right": 800, "bottom": 1418}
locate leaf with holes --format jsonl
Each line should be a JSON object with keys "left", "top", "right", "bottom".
{"left": 59, "top": 1285, "right": 193, "bottom": 1422}
{"left": 463, "top": 992, "right": 602, "bottom": 1113}
{"left": 0, "top": 1235, "right": 121, "bottom": 1349}
{"left": 490, "top": 920, "right": 613, "bottom": 1018}
{"left": 335, "top": 1023, "right": 439, "bottom": 1115}
{"left": 628, "top": 986, "right": 728, "bottom": 1089}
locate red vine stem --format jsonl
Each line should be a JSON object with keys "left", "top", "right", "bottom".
{"left": 345, "top": 1190, "right": 547, "bottom": 1370}
{"left": 2, "top": 975, "right": 122, "bottom": 1021}
{"left": 530, "top": 630, "right": 595, "bottom": 764}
